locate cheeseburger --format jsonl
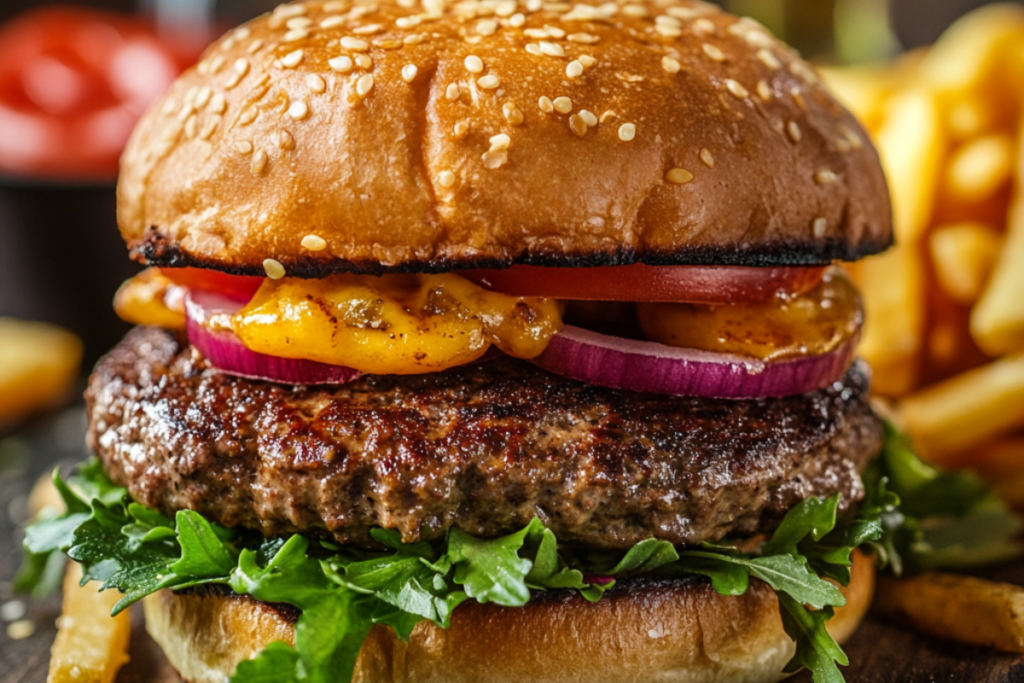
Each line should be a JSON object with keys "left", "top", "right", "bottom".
{"left": 30, "top": 0, "right": 895, "bottom": 681}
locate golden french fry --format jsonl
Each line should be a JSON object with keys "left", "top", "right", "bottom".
{"left": 929, "top": 222, "right": 1003, "bottom": 305}
{"left": 901, "top": 354, "right": 1024, "bottom": 464}
{"left": 945, "top": 134, "right": 1015, "bottom": 202}
{"left": 874, "top": 87, "right": 945, "bottom": 243}
{"left": 0, "top": 319, "right": 83, "bottom": 428}
{"left": 874, "top": 573, "right": 1024, "bottom": 653}
{"left": 819, "top": 64, "right": 895, "bottom": 132}
{"left": 47, "top": 563, "right": 131, "bottom": 683}
{"left": 968, "top": 436, "right": 1024, "bottom": 507}
{"left": 852, "top": 244, "right": 927, "bottom": 397}
{"left": 972, "top": 126, "right": 1024, "bottom": 357}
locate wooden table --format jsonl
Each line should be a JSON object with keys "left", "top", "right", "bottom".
{"left": 1, "top": 409, "right": 1022, "bottom": 683}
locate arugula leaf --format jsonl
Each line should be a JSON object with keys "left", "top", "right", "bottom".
{"left": 778, "top": 594, "right": 847, "bottom": 683}
{"left": 169, "top": 510, "right": 237, "bottom": 579}
{"left": 233, "top": 642, "right": 300, "bottom": 682}
{"left": 762, "top": 496, "right": 840, "bottom": 557}
{"left": 446, "top": 520, "right": 540, "bottom": 606}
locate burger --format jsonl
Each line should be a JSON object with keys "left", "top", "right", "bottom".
{"left": 25, "top": 1, "right": 898, "bottom": 681}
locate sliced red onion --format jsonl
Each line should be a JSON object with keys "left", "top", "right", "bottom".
{"left": 533, "top": 326, "right": 858, "bottom": 400}
{"left": 185, "top": 290, "right": 362, "bottom": 386}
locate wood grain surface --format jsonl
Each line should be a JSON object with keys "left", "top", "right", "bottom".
{"left": 1, "top": 408, "right": 1022, "bottom": 683}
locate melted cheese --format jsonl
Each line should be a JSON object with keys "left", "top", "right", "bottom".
{"left": 231, "top": 273, "right": 563, "bottom": 375}
{"left": 636, "top": 268, "right": 863, "bottom": 361}
{"left": 114, "top": 268, "right": 187, "bottom": 330}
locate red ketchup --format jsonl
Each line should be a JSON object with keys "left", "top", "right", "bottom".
{"left": 0, "top": 6, "right": 195, "bottom": 180}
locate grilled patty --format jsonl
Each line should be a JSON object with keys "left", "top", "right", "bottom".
{"left": 88, "top": 327, "right": 883, "bottom": 550}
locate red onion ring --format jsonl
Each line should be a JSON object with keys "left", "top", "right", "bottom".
{"left": 533, "top": 326, "right": 858, "bottom": 400}
{"left": 185, "top": 290, "right": 362, "bottom": 386}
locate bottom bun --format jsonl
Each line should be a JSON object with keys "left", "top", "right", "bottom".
{"left": 143, "top": 551, "right": 874, "bottom": 683}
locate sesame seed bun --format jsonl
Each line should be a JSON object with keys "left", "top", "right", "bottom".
{"left": 118, "top": 0, "right": 891, "bottom": 277}
{"left": 141, "top": 551, "right": 875, "bottom": 683}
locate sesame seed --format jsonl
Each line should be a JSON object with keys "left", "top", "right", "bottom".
{"left": 666, "top": 6, "right": 702, "bottom": 19}
{"left": 281, "top": 49, "right": 304, "bottom": 68}
{"left": 790, "top": 60, "right": 819, "bottom": 85}
{"left": 209, "top": 55, "right": 226, "bottom": 73}
{"left": 320, "top": 15, "right": 346, "bottom": 28}
{"left": 539, "top": 42, "right": 565, "bottom": 57}
{"left": 236, "top": 140, "right": 253, "bottom": 154}
{"left": 622, "top": 4, "right": 648, "bottom": 16}
{"left": 356, "top": 74, "right": 374, "bottom": 96}
{"left": 323, "top": 1, "right": 345, "bottom": 10}
{"left": 655, "top": 25, "right": 682, "bottom": 37}
{"left": 702, "top": 43, "right": 725, "bottom": 62}
{"left": 355, "top": 54, "right": 373, "bottom": 68}
{"left": 509, "top": 13, "right": 526, "bottom": 27}
{"left": 666, "top": 168, "right": 694, "bottom": 184}
{"left": 527, "top": 0, "right": 542, "bottom": 11}
{"left": 453, "top": 120, "right": 469, "bottom": 138}
{"left": 287, "top": 16, "right": 313, "bottom": 29}
{"left": 251, "top": 149, "right": 268, "bottom": 175}
{"left": 481, "top": 150, "right": 508, "bottom": 169}
{"left": 538, "top": 96, "right": 554, "bottom": 113}
{"left": 402, "top": 64, "right": 418, "bottom": 83}
{"left": 525, "top": 28, "right": 549, "bottom": 39}
{"left": 502, "top": 102, "right": 524, "bottom": 125}
{"left": 239, "top": 108, "right": 258, "bottom": 125}
{"left": 465, "top": 55, "right": 484, "bottom": 73}
{"left": 353, "top": 24, "right": 383, "bottom": 35}
{"left": 489, "top": 133, "right": 511, "bottom": 151}
{"left": 757, "top": 49, "right": 781, "bottom": 70}
{"left": 693, "top": 18, "right": 716, "bottom": 35}
{"left": 446, "top": 83, "right": 461, "bottom": 100}
{"left": 288, "top": 101, "right": 310, "bottom": 120}
{"left": 396, "top": 16, "right": 420, "bottom": 28}
{"left": 566, "top": 60, "right": 584, "bottom": 78}
{"left": 662, "top": 56, "right": 681, "bottom": 74}
{"left": 438, "top": 170, "right": 456, "bottom": 188}
{"left": 478, "top": 74, "right": 500, "bottom": 89}
{"left": 698, "top": 148, "right": 714, "bottom": 168}
{"left": 525, "top": 43, "right": 544, "bottom": 56}
{"left": 600, "top": 110, "right": 616, "bottom": 123}
{"left": 477, "top": 19, "right": 498, "bottom": 35}
{"left": 787, "top": 121, "right": 802, "bottom": 143}
{"left": 816, "top": 170, "right": 837, "bottom": 185}
{"left": 195, "top": 87, "right": 212, "bottom": 109}
{"left": 277, "top": 130, "right": 296, "bottom": 150}
{"left": 813, "top": 217, "right": 828, "bottom": 237}
{"left": 301, "top": 234, "right": 327, "bottom": 251}
{"left": 404, "top": 33, "right": 427, "bottom": 44}
{"left": 756, "top": 80, "right": 772, "bottom": 101}
{"left": 656, "top": 14, "right": 682, "bottom": 27}
{"left": 234, "top": 26, "right": 252, "bottom": 40}
{"left": 263, "top": 258, "right": 286, "bottom": 279}
{"left": 274, "top": 4, "right": 306, "bottom": 19}
{"left": 329, "top": 56, "right": 354, "bottom": 72}
{"left": 551, "top": 96, "right": 571, "bottom": 114}
{"left": 568, "top": 33, "right": 598, "bottom": 44}
{"left": 307, "top": 74, "right": 327, "bottom": 93}
{"left": 838, "top": 124, "right": 863, "bottom": 149}
{"left": 248, "top": 39, "right": 265, "bottom": 54}
{"left": 340, "top": 37, "right": 370, "bottom": 51}
{"left": 544, "top": 24, "right": 566, "bottom": 38}
{"left": 618, "top": 122, "right": 636, "bottom": 141}
{"left": 835, "top": 138, "right": 852, "bottom": 153}
{"left": 200, "top": 117, "right": 219, "bottom": 140}
{"left": 791, "top": 87, "right": 808, "bottom": 112}
{"left": 578, "top": 109, "right": 597, "bottom": 127}
{"left": 234, "top": 58, "right": 250, "bottom": 76}
{"left": 578, "top": 54, "right": 597, "bottom": 67}
{"left": 284, "top": 29, "right": 309, "bottom": 42}
{"left": 184, "top": 114, "right": 198, "bottom": 139}
{"left": 725, "top": 79, "right": 749, "bottom": 99}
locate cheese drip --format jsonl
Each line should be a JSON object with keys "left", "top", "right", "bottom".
{"left": 231, "top": 273, "right": 563, "bottom": 375}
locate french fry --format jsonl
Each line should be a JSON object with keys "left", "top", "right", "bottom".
{"left": 47, "top": 563, "right": 131, "bottom": 683}
{"left": 900, "top": 354, "right": 1024, "bottom": 465}
{"left": 819, "top": 64, "right": 897, "bottom": 132}
{"left": 0, "top": 319, "right": 83, "bottom": 428}
{"left": 852, "top": 244, "right": 926, "bottom": 396}
{"left": 969, "top": 436, "right": 1024, "bottom": 508}
{"left": 929, "top": 222, "right": 1003, "bottom": 305}
{"left": 972, "top": 126, "right": 1024, "bottom": 356}
{"left": 945, "top": 134, "right": 1015, "bottom": 203}
{"left": 874, "top": 573, "right": 1024, "bottom": 653}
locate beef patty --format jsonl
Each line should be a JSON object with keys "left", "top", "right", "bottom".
{"left": 87, "top": 327, "right": 883, "bottom": 550}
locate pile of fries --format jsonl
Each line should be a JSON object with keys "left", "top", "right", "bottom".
{"left": 823, "top": 4, "right": 1024, "bottom": 503}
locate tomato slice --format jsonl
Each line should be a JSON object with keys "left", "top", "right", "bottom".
{"left": 160, "top": 268, "right": 264, "bottom": 302}
{"left": 460, "top": 264, "right": 827, "bottom": 304}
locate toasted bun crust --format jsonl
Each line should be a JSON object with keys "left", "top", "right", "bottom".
{"left": 143, "top": 552, "right": 874, "bottom": 683}
{"left": 118, "top": 0, "right": 891, "bottom": 276}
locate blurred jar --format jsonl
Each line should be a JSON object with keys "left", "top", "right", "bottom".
{"left": 0, "top": 6, "right": 196, "bottom": 368}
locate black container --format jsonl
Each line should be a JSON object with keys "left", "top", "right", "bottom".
{"left": 0, "top": 178, "right": 140, "bottom": 371}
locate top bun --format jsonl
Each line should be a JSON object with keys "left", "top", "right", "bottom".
{"left": 118, "top": 0, "right": 892, "bottom": 277}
